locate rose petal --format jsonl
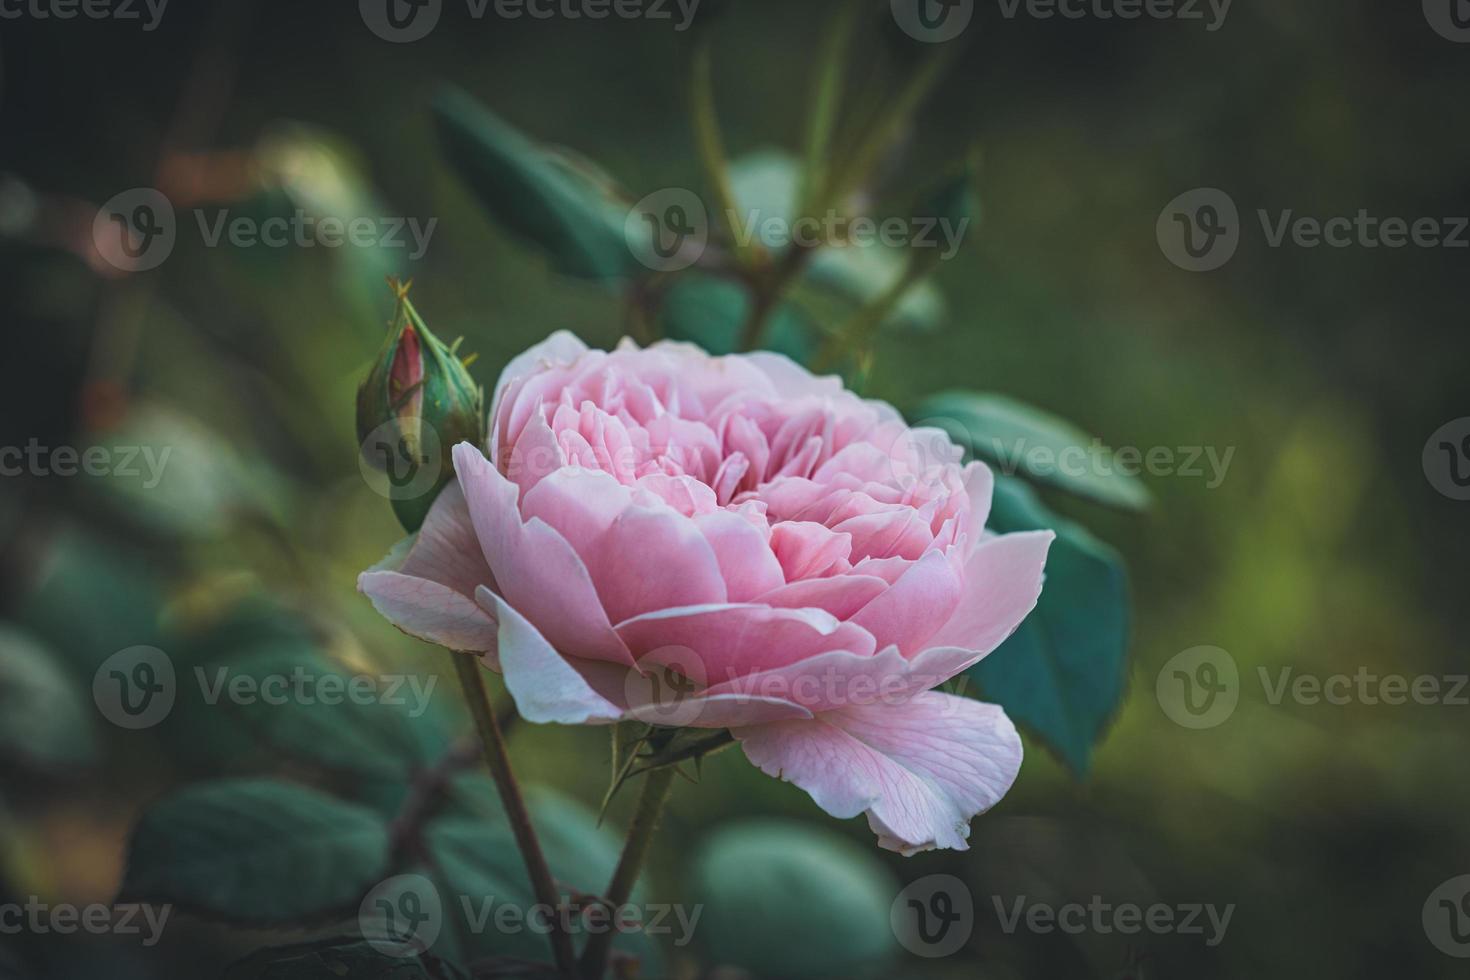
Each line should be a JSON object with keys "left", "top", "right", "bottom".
{"left": 483, "top": 590, "right": 624, "bottom": 725}
{"left": 926, "top": 530, "right": 1054, "bottom": 654}
{"left": 453, "top": 443, "right": 632, "bottom": 665}
{"left": 733, "top": 693, "right": 1023, "bottom": 853}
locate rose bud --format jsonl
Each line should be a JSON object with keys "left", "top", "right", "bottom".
{"left": 356, "top": 280, "right": 484, "bottom": 533}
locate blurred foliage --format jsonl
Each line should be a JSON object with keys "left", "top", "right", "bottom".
{"left": 1, "top": 0, "right": 1467, "bottom": 979}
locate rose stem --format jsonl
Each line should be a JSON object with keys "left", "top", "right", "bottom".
{"left": 451, "top": 652, "right": 578, "bottom": 976}
{"left": 579, "top": 765, "right": 677, "bottom": 979}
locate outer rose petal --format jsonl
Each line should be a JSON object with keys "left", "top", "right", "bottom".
{"left": 483, "top": 590, "right": 624, "bottom": 725}
{"left": 733, "top": 693, "right": 1023, "bottom": 854}
{"left": 358, "top": 481, "right": 499, "bottom": 656}
{"left": 359, "top": 571, "right": 500, "bottom": 659}
{"left": 454, "top": 443, "right": 632, "bottom": 666}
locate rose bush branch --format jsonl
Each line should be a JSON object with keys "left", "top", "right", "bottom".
{"left": 579, "top": 766, "right": 677, "bottom": 980}
{"left": 453, "top": 653, "right": 579, "bottom": 977}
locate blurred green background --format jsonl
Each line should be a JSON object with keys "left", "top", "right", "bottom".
{"left": 2, "top": 0, "right": 1468, "bottom": 977}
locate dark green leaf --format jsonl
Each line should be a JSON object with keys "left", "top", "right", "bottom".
{"left": 0, "top": 626, "right": 95, "bottom": 772}
{"left": 433, "top": 88, "right": 637, "bottom": 282}
{"left": 224, "top": 937, "right": 468, "bottom": 980}
{"left": 120, "top": 779, "right": 390, "bottom": 922}
{"left": 967, "top": 477, "right": 1130, "bottom": 776}
{"left": 204, "top": 642, "right": 452, "bottom": 782}
{"left": 691, "top": 819, "right": 898, "bottom": 979}
{"left": 915, "top": 390, "right": 1152, "bottom": 511}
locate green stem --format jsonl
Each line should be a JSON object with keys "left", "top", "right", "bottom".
{"left": 691, "top": 37, "right": 752, "bottom": 267}
{"left": 452, "top": 654, "right": 578, "bottom": 977}
{"left": 578, "top": 766, "right": 677, "bottom": 979}
{"left": 797, "top": 0, "right": 861, "bottom": 219}
{"left": 819, "top": 44, "right": 961, "bottom": 215}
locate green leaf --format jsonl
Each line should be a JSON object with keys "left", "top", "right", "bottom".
{"left": 915, "top": 390, "right": 1152, "bottom": 511}
{"left": 0, "top": 626, "right": 95, "bottom": 773}
{"left": 120, "top": 779, "right": 390, "bottom": 922}
{"left": 433, "top": 88, "right": 638, "bottom": 282}
{"left": 691, "top": 819, "right": 898, "bottom": 980}
{"left": 13, "top": 528, "right": 165, "bottom": 676}
{"left": 202, "top": 642, "right": 451, "bottom": 782}
{"left": 86, "top": 401, "right": 288, "bottom": 539}
{"left": 224, "top": 937, "right": 468, "bottom": 980}
{"left": 967, "top": 477, "right": 1131, "bottom": 776}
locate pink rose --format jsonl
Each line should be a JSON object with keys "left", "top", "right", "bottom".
{"left": 360, "top": 333, "right": 1053, "bottom": 853}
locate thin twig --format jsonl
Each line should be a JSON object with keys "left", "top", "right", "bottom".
{"left": 452, "top": 653, "right": 578, "bottom": 976}
{"left": 578, "top": 767, "right": 676, "bottom": 979}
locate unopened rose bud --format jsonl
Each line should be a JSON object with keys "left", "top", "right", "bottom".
{"left": 357, "top": 280, "right": 484, "bottom": 532}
